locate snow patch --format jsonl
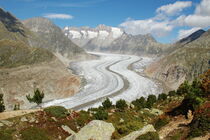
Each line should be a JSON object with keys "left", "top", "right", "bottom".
{"left": 64, "top": 26, "right": 69, "bottom": 30}
{"left": 87, "top": 31, "right": 98, "bottom": 39}
{"left": 98, "top": 30, "right": 109, "bottom": 39}
{"left": 111, "top": 27, "right": 123, "bottom": 38}
{"left": 81, "top": 30, "right": 88, "bottom": 38}
{"left": 69, "top": 31, "right": 82, "bottom": 39}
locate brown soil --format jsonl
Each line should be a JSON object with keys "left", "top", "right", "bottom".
{"left": 0, "top": 109, "right": 42, "bottom": 120}
{"left": 158, "top": 115, "right": 193, "bottom": 140}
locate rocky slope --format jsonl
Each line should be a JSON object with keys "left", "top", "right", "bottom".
{"left": 146, "top": 29, "right": 210, "bottom": 90}
{"left": 0, "top": 8, "right": 82, "bottom": 110}
{"left": 23, "top": 17, "right": 89, "bottom": 61}
{"left": 63, "top": 25, "right": 166, "bottom": 55}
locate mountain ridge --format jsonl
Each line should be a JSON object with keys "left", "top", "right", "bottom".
{"left": 63, "top": 25, "right": 165, "bottom": 55}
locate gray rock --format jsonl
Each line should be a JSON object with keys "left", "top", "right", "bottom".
{"left": 68, "top": 120, "right": 115, "bottom": 140}
{"left": 119, "top": 118, "right": 125, "bottom": 123}
{"left": 0, "top": 122, "right": 4, "bottom": 127}
{"left": 20, "top": 116, "right": 28, "bottom": 122}
{"left": 51, "top": 117, "right": 57, "bottom": 122}
{"left": 29, "top": 117, "right": 36, "bottom": 123}
{"left": 149, "top": 108, "right": 163, "bottom": 116}
{"left": 61, "top": 125, "right": 76, "bottom": 135}
{"left": 0, "top": 120, "right": 13, "bottom": 127}
{"left": 120, "top": 124, "right": 156, "bottom": 140}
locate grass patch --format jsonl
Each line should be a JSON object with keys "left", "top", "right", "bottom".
{"left": 136, "top": 132, "right": 159, "bottom": 140}
{"left": 21, "top": 127, "right": 50, "bottom": 140}
{"left": 154, "top": 117, "right": 170, "bottom": 130}
{"left": 0, "top": 128, "right": 16, "bottom": 140}
{"left": 44, "top": 106, "right": 69, "bottom": 118}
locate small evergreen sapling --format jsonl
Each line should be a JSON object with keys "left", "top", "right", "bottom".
{"left": 0, "top": 94, "right": 5, "bottom": 112}
{"left": 26, "top": 89, "right": 44, "bottom": 105}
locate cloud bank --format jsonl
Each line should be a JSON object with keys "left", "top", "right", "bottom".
{"left": 120, "top": 0, "right": 210, "bottom": 40}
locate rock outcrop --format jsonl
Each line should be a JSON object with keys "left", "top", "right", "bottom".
{"left": 120, "top": 124, "right": 156, "bottom": 140}
{"left": 66, "top": 120, "right": 115, "bottom": 140}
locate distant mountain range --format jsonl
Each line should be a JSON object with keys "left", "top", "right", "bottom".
{"left": 63, "top": 25, "right": 167, "bottom": 55}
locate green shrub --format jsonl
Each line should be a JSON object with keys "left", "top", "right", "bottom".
{"left": 146, "top": 95, "right": 157, "bottom": 108}
{"left": 136, "top": 132, "right": 159, "bottom": 140}
{"left": 116, "top": 99, "right": 127, "bottom": 110}
{"left": 154, "top": 118, "right": 169, "bottom": 130}
{"left": 117, "top": 126, "right": 129, "bottom": 135}
{"left": 21, "top": 127, "right": 50, "bottom": 140}
{"left": 44, "top": 106, "right": 69, "bottom": 118}
{"left": 102, "top": 98, "right": 112, "bottom": 109}
{"left": 168, "top": 90, "right": 176, "bottom": 96}
{"left": 76, "top": 110, "right": 92, "bottom": 127}
{"left": 26, "top": 89, "right": 44, "bottom": 105}
{"left": 189, "top": 111, "right": 210, "bottom": 138}
{"left": 13, "top": 103, "right": 20, "bottom": 110}
{"left": 158, "top": 93, "right": 167, "bottom": 101}
{"left": 0, "top": 94, "right": 5, "bottom": 112}
{"left": 93, "top": 109, "right": 108, "bottom": 120}
{"left": 131, "top": 97, "right": 146, "bottom": 110}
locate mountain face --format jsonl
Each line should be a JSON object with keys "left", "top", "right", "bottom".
{"left": 177, "top": 29, "right": 206, "bottom": 45}
{"left": 23, "top": 17, "right": 88, "bottom": 60}
{"left": 63, "top": 25, "right": 165, "bottom": 55}
{"left": 0, "top": 9, "right": 82, "bottom": 110}
{"left": 146, "top": 29, "right": 210, "bottom": 90}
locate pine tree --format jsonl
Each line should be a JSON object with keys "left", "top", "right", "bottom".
{"left": 26, "top": 89, "right": 44, "bottom": 105}
{"left": 0, "top": 94, "right": 5, "bottom": 112}
{"left": 102, "top": 98, "right": 112, "bottom": 109}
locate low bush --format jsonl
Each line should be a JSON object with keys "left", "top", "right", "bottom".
{"left": 158, "top": 93, "right": 167, "bottom": 101}
{"left": 154, "top": 117, "right": 169, "bottom": 130}
{"left": 93, "top": 109, "right": 108, "bottom": 120}
{"left": 146, "top": 95, "right": 157, "bottom": 108}
{"left": 132, "top": 97, "right": 146, "bottom": 110}
{"left": 136, "top": 132, "right": 159, "bottom": 140}
{"left": 44, "top": 106, "right": 69, "bottom": 118}
{"left": 168, "top": 90, "right": 176, "bottom": 96}
{"left": 76, "top": 110, "right": 92, "bottom": 127}
{"left": 102, "top": 98, "right": 112, "bottom": 109}
{"left": 189, "top": 109, "right": 210, "bottom": 138}
{"left": 116, "top": 99, "right": 127, "bottom": 110}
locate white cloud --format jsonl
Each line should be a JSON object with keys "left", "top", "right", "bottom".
{"left": 119, "top": 19, "right": 173, "bottom": 37}
{"left": 195, "top": 0, "right": 210, "bottom": 16}
{"left": 178, "top": 27, "right": 201, "bottom": 40}
{"left": 175, "top": 15, "right": 210, "bottom": 27}
{"left": 174, "top": 0, "right": 210, "bottom": 28}
{"left": 119, "top": 0, "right": 210, "bottom": 39}
{"left": 156, "top": 1, "right": 192, "bottom": 16}
{"left": 43, "top": 13, "right": 73, "bottom": 19}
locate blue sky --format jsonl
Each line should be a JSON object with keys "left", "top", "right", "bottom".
{"left": 0, "top": 0, "right": 210, "bottom": 43}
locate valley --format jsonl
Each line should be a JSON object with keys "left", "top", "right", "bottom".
{"left": 41, "top": 52, "right": 161, "bottom": 110}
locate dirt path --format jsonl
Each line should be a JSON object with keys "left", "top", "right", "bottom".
{"left": 0, "top": 109, "right": 42, "bottom": 120}
{"left": 158, "top": 115, "right": 193, "bottom": 140}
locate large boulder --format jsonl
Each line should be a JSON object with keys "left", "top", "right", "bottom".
{"left": 120, "top": 124, "right": 156, "bottom": 140}
{"left": 66, "top": 120, "right": 115, "bottom": 140}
